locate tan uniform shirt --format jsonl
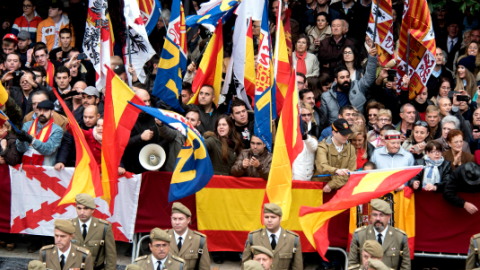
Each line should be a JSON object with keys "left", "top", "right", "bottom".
{"left": 135, "top": 254, "right": 186, "bottom": 270}
{"left": 466, "top": 233, "right": 480, "bottom": 270}
{"left": 39, "top": 243, "right": 93, "bottom": 270}
{"left": 166, "top": 229, "right": 210, "bottom": 270}
{"left": 348, "top": 225, "right": 410, "bottom": 270}
{"left": 71, "top": 217, "right": 117, "bottom": 270}
{"left": 242, "top": 227, "right": 303, "bottom": 270}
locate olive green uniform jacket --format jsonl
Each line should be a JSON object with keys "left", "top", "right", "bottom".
{"left": 39, "top": 243, "right": 93, "bottom": 270}
{"left": 166, "top": 229, "right": 210, "bottom": 270}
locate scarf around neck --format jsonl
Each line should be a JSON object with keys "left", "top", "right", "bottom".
{"left": 296, "top": 51, "right": 307, "bottom": 75}
{"left": 423, "top": 155, "right": 444, "bottom": 187}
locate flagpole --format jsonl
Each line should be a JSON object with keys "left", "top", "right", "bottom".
{"left": 273, "top": 0, "right": 282, "bottom": 80}
{"left": 0, "top": 110, "right": 20, "bottom": 133}
{"left": 371, "top": 1, "right": 380, "bottom": 48}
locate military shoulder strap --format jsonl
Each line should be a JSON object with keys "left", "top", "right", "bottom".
{"left": 293, "top": 235, "right": 299, "bottom": 253}
{"left": 473, "top": 238, "right": 480, "bottom": 267}
{"left": 42, "top": 249, "right": 46, "bottom": 263}
{"left": 81, "top": 253, "right": 87, "bottom": 269}
{"left": 93, "top": 224, "right": 109, "bottom": 270}
{"left": 194, "top": 235, "right": 206, "bottom": 270}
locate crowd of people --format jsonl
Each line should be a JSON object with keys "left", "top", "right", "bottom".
{"left": 1, "top": 0, "right": 480, "bottom": 269}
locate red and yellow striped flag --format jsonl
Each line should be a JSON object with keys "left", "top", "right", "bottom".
{"left": 397, "top": 0, "right": 436, "bottom": 100}
{"left": 102, "top": 66, "right": 145, "bottom": 212}
{"left": 189, "top": 19, "right": 223, "bottom": 106}
{"left": 367, "top": 0, "right": 394, "bottom": 66}
{"left": 244, "top": 19, "right": 256, "bottom": 102}
{"left": 274, "top": 20, "right": 291, "bottom": 116}
{"left": 299, "top": 167, "right": 422, "bottom": 260}
{"left": 54, "top": 89, "right": 103, "bottom": 206}
{"left": 266, "top": 73, "right": 303, "bottom": 221}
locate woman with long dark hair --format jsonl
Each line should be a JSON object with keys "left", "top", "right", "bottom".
{"left": 339, "top": 45, "right": 364, "bottom": 82}
{"left": 204, "top": 115, "right": 243, "bottom": 175}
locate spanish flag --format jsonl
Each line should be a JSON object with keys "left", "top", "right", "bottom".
{"left": 273, "top": 19, "right": 291, "bottom": 116}
{"left": 347, "top": 188, "right": 416, "bottom": 259}
{"left": 54, "top": 88, "right": 103, "bottom": 206}
{"left": 266, "top": 73, "right": 303, "bottom": 221}
{"left": 299, "top": 167, "right": 422, "bottom": 260}
{"left": 243, "top": 19, "right": 256, "bottom": 102}
{"left": 102, "top": 65, "right": 145, "bottom": 212}
{"left": 0, "top": 82, "right": 8, "bottom": 107}
{"left": 189, "top": 19, "right": 223, "bottom": 106}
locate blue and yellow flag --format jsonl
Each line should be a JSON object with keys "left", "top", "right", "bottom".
{"left": 129, "top": 103, "right": 214, "bottom": 202}
{"left": 185, "top": 0, "right": 239, "bottom": 32}
{"left": 254, "top": 1, "right": 276, "bottom": 152}
{"left": 137, "top": 0, "right": 162, "bottom": 35}
{"left": 152, "top": 0, "right": 187, "bottom": 113}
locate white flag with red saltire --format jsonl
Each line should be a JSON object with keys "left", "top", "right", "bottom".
{"left": 83, "top": 0, "right": 113, "bottom": 90}
{"left": 123, "top": 0, "right": 156, "bottom": 84}
{"left": 10, "top": 165, "right": 141, "bottom": 242}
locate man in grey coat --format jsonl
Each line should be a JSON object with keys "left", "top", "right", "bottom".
{"left": 156, "top": 108, "right": 202, "bottom": 171}
{"left": 320, "top": 47, "right": 378, "bottom": 124}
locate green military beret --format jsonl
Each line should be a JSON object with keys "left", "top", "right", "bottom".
{"left": 264, "top": 203, "right": 282, "bottom": 216}
{"left": 75, "top": 193, "right": 96, "bottom": 209}
{"left": 28, "top": 260, "right": 46, "bottom": 270}
{"left": 251, "top": 245, "right": 273, "bottom": 258}
{"left": 370, "top": 199, "right": 392, "bottom": 215}
{"left": 244, "top": 260, "right": 264, "bottom": 270}
{"left": 54, "top": 219, "right": 75, "bottom": 234}
{"left": 362, "top": 240, "right": 383, "bottom": 258}
{"left": 150, "top": 228, "right": 171, "bottom": 242}
{"left": 368, "top": 258, "right": 389, "bottom": 270}
{"left": 172, "top": 202, "right": 191, "bottom": 217}
{"left": 125, "top": 264, "right": 143, "bottom": 270}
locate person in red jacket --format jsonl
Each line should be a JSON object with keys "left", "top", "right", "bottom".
{"left": 11, "top": 0, "right": 43, "bottom": 41}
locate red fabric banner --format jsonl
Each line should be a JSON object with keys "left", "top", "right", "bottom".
{"left": 0, "top": 165, "right": 11, "bottom": 233}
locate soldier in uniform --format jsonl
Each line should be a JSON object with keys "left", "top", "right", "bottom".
{"left": 134, "top": 228, "right": 186, "bottom": 270}
{"left": 28, "top": 260, "right": 46, "bottom": 270}
{"left": 251, "top": 246, "right": 274, "bottom": 270}
{"left": 466, "top": 233, "right": 480, "bottom": 270}
{"left": 39, "top": 219, "right": 93, "bottom": 270}
{"left": 125, "top": 265, "right": 143, "bottom": 270}
{"left": 242, "top": 203, "right": 303, "bottom": 270}
{"left": 348, "top": 240, "right": 384, "bottom": 270}
{"left": 166, "top": 202, "right": 210, "bottom": 270}
{"left": 348, "top": 199, "right": 410, "bottom": 270}
{"left": 70, "top": 194, "right": 117, "bottom": 270}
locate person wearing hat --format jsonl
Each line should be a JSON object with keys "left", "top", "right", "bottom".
{"left": 134, "top": 228, "right": 186, "bottom": 270}
{"left": 16, "top": 30, "right": 33, "bottom": 67}
{"left": 82, "top": 86, "right": 103, "bottom": 113}
{"left": 348, "top": 199, "right": 410, "bottom": 270}
{"left": 444, "top": 162, "right": 480, "bottom": 215}
{"left": 36, "top": 0, "right": 76, "bottom": 52}
{"left": 348, "top": 240, "right": 383, "bottom": 270}
{"left": 16, "top": 99, "right": 64, "bottom": 166}
{"left": 165, "top": 202, "right": 210, "bottom": 270}
{"left": 28, "top": 260, "right": 46, "bottom": 270}
{"left": 314, "top": 118, "right": 356, "bottom": 192}
{"left": 69, "top": 193, "right": 117, "bottom": 270}
{"left": 39, "top": 219, "right": 93, "bottom": 270}
{"left": 370, "top": 130, "right": 415, "bottom": 187}
{"left": 251, "top": 246, "right": 274, "bottom": 270}
{"left": 2, "top": 33, "right": 18, "bottom": 55}
{"left": 242, "top": 203, "right": 303, "bottom": 270}
{"left": 466, "top": 231, "right": 480, "bottom": 269}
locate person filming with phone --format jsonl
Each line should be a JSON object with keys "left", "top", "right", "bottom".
{"left": 231, "top": 134, "right": 272, "bottom": 180}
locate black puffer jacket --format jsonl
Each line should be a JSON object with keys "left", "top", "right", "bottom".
{"left": 409, "top": 158, "right": 452, "bottom": 192}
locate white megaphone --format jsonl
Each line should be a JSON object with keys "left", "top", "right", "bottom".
{"left": 139, "top": 143, "right": 166, "bottom": 171}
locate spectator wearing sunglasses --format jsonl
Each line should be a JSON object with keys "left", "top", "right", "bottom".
{"left": 402, "top": 121, "right": 431, "bottom": 160}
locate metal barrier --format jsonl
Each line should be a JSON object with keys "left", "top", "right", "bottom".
{"left": 328, "top": 247, "right": 349, "bottom": 270}
{"left": 135, "top": 234, "right": 152, "bottom": 260}
{"left": 131, "top": 233, "right": 138, "bottom": 264}
{"left": 414, "top": 252, "right": 467, "bottom": 260}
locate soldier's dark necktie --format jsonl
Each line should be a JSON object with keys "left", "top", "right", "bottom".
{"left": 377, "top": 233, "right": 383, "bottom": 245}
{"left": 60, "top": 254, "right": 65, "bottom": 270}
{"left": 157, "top": 261, "right": 162, "bottom": 270}
{"left": 270, "top": 234, "right": 276, "bottom": 250}
{"left": 82, "top": 224, "right": 87, "bottom": 240}
{"left": 177, "top": 237, "right": 183, "bottom": 251}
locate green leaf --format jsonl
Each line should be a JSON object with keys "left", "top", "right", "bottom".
{"left": 461, "top": 3, "right": 466, "bottom": 13}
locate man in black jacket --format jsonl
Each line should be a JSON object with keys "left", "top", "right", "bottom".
{"left": 231, "top": 99, "right": 254, "bottom": 149}
{"left": 444, "top": 162, "right": 480, "bottom": 214}
{"left": 9, "top": 70, "right": 41, "bottom": 117}
{"left": 438, "top": 19, "right": 463, "bottom": 70}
